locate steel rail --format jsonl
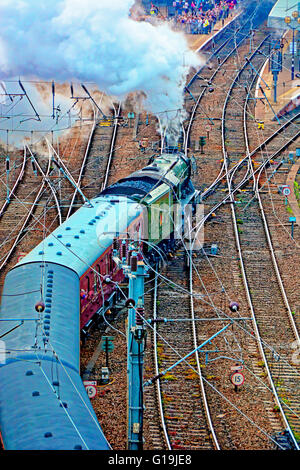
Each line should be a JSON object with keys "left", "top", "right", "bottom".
{"left": 151, "top": 254, "right": 218, "bottom": 450}
{"left": 202, "top": 111, "right": 300, "bottom": 200}
{"left": 187, "top": 29, "right": 300, "bottom": 237}
{"left": 101, "top": 102, "right": 121, "bottom": 191}
{"left": 243, "top": 76, "right": 300, "bottom": 344}
{"left": 201, "top": 39, "right": 298, "bottom": 202}
{"left": 0, "top": 149, "right": 27, "bottom": 219}
{"left": 223, "top": 37, "right": 271, "bottom": 193}
{"left": 254, "top": 175, "right": 300, "bottom": 345}
{"left": 186, "top": 7, "right": 248, "bottom": 89}
{"left": 187, "top": 33, "right": 300, "bottom": 281}
{"left": 187, "top": 32, "right": 275, "bottom": 241}
{"left": 64, "top": 100, "right": 120, "bottom": 215}
{"left": 184, "top": 6, "right": 261, "bottom": 157}
{"left": 147, "top": 149, "right": 220, "bottom": 449}
{"left": 26, "top": 145, "right": 62, "bottom": 226}
{"left": 152, "top": 271, "right": 172, "bottom": 450}
{"left": 189, "top": 128, "right": 300, "bottom": 252}
{"left": 221, "top": 34, "right": 271, "bottom": 177}
{"left": 0, "top": 148, "right": 52, "bottom": 273}
{"left": 243, "top": 69, "right": 300, "bottom": 449}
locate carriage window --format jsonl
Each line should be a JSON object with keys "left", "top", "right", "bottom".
{"left": 96, "top": 264, "right": 101, "bottom": 285}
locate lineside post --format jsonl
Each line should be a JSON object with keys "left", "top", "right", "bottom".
{"left": 126, "top": 252, "right": 147, "bottom": 450}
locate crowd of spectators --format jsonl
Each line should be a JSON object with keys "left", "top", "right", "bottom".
{"left": 149, "top": 0, "right": 240, "bottom": 34}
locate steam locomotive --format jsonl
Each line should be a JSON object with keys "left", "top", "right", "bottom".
{"left": 0, "top": 151, "right": 196, "bottom": 449}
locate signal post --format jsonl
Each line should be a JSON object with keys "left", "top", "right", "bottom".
{"left": 126, "top": 252, "right": 147, "bottom": 450}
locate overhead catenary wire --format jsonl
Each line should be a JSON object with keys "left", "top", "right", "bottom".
{"left": 219, "top": 30, "right": 300, "bottom": 447}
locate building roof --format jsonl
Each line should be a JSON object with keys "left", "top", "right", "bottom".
{"left": 268, "top": 0, "right": 300, "bottom": 29}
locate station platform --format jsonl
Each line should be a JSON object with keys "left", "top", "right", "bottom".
{"left": 255, "top": 29, "right": 300, "bottom": 123}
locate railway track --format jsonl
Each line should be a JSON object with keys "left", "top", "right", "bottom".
{"left": 231, "top": 183, "right": 300, "bottom": 441}
{"left": 0, "top": 150, "right": 26, "bottom": 219}
{"left": 244, "top": 92, "right": 299, "bottom": 445}
{"left": 142, "top": 3, "right": 292, "bottom": 451}
{"left": 157, "top": 2, "right": 300, "bottom": 449}
{"left": 187, "top": 25, "right": 300, "bottom": 444}
{"left": 2, "top": 0, "right": 296, "bottom": 451}
{"left": 50, "top": 118, "right": 97, "bottom": 220}
{"left": 64, "top": 104, "right": 121, "bottom": 217}
{"left": 0, "top": 151, "right": 43, "bottom": 275}
{"left": 143, "top": 251, "right": 218, "bottom": 450}
{"left": 184, "top": 2, "right": 272, "bottom": 154}
{"left": 0, "top": 100, "right": 119, "bottom": 295}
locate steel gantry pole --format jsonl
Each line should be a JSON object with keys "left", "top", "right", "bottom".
{"left": 126, "top": 252, "right": 147, "bottom": 450}
{"left": 5, "top": 156, "right": 9, "bottom": 203}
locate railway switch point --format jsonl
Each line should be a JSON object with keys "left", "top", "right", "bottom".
{"left": 35, "top": 301, "right": 45, "bottom": 313}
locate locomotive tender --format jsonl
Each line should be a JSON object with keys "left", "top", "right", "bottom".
{"left": 0, "top": 152, "right": 196, "bottom": 449}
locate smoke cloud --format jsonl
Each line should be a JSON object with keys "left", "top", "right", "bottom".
{"left": 0, "top": 0, "right": 202, "bottom": 142}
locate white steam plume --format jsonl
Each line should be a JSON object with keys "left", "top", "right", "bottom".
{"left": 0, "top": 0, "right": 202, "bottom": 142}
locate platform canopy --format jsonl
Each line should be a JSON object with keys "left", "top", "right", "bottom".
{"left": 268, "top": 0, "right": 300, "bottom": 29}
